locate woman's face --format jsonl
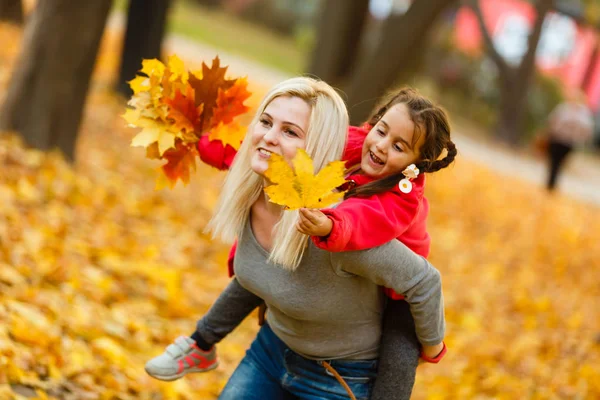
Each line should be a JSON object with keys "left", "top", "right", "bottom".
{"left": 250, "top": 95, "right": 311, "bottom": 176}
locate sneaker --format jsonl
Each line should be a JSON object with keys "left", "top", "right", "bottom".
{"left": 145, "top": 336, "right": 218, "bottom": 381}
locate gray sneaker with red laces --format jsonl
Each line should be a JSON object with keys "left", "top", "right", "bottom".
{"left": 145, "top": 336, "right": 218, "bottom": 381}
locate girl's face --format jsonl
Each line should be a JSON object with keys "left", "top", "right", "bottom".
{"left": 361, "top": 103, "right": 424, "bottom": 179}
{"left": 250, "top": 96, "right": 311, "bottom": 176}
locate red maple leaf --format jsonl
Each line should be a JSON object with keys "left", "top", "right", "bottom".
{"left": 188, "top": 57, "right": 236, "bottom": 133}
{"left": 210, "top": 77, "right": 251, "bottom": 129}
{"left": 161, "top": 140, "right": 197, "bottom": 187}
{"left": 164, "top": 84, "right": 203, "bottom": 138}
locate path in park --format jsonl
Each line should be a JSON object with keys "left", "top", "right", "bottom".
{"left": 108, "top": 14, "right": 600, "bottom": 206}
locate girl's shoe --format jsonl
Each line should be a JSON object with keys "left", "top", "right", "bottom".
{"left": 145, "top": 336, "right": 218, "bottom": 381}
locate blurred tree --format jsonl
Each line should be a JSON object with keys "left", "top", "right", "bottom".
{"left": 0, "top": 0, "right": 23, "bottom": 24}
{"left": 238, "top": 0, "right": 297, "bottom": 35}
{"left": 0, "top": 0, "right": 112, "bottom": 160}
{"left": 307, "top": 0, "right": 369, "bottom": 86}
{"left": 343, "top": 0, "right": 458, "bottom": 125}
{"left": 470, "top": 0, "right": 553, "bottom": 146}
{"left": 194, "top": 0, "right": 223, "bottom": 8}
{"left": 194, "top": 0, "right": 222, "bottom": 7}
{"left": 116, "top": 0, "right": 172, "bottom": 97}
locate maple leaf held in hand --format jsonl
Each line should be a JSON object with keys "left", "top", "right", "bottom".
{"left": 124, "top": 55, "right": 251, "bottom": 188}
{"left": 210, "top": 77, "right": 251, "bottom": 126}
{"left": 125, "top": 109, "right": 176, "bottom": 156}
{"left": 159, "top": 141, "right": 198, "bottom": 188}
{"left": 188, "top": 57, "right": 236, "bottom": 132}
{"left": 163, "top": 84, "right": 204, "bottom": 143}
{"left": 264, "top": 149, "right": 348, "bottom": 210}
{"left": 208, "top": 121, "right": 246, "bottom": 151}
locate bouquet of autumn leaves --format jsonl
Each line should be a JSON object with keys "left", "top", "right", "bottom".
{"left": 123, "top": 55, "right": 251, "bottom": 188}
{"left": 123, "top": 55, "right": 347, "bottom": 210}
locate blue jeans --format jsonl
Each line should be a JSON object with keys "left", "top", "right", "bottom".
{"left": 219, "top": 324, "right": 378, "bottom": 400}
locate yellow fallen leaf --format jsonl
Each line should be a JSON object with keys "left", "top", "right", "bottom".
{"left": 91, "top": 337, "right": 127, "bottom": 367}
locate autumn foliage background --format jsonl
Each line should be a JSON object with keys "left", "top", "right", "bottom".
{"left": 1, "top": 14, "right": 600, "bottom": 400}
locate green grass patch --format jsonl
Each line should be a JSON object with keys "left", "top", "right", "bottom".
{"left": 110, "top": 0, "right": 306, "bottom": 74}
{"left": 168, "top": 1, "right": 305, "bottom": 74}
{"left": 112, "top": 0, "right": 127, "bottom": 12}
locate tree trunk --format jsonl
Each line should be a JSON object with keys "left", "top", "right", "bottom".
{"left": 496, "top": 0, "right": 552, "bottom": 145}
{"left": 307, "top": 0, "right": 369, "bottom": 86}
{"left": 496, "top": 78, "right": 527, "bottom": 145}
{"left": 344, "top": 0, "right": 457, "bottom": 124}
{"left": 0, "top": 0, "right": 23, "bottom": 24}
{"left": 0, "top": 0, "right": 112, "bottom": 160}
{"left": 116, "top": 0, "right": 171, "bottom": 97}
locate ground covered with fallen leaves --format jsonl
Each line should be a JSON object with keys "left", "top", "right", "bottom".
{"left": 1, "top": 20, "right": 600, "bottom": 400}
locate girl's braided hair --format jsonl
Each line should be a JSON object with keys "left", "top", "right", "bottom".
{"left": 346, "top": 87, "right": 457, "bottom": 199}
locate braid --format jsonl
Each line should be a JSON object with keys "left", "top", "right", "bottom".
{"left": 417, "top": 141, "right": 457, "bottom": 173}
{"left": 346, "top": 86, "right": 456, "bottom": 198}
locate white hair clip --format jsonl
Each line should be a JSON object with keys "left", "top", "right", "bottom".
{"left": 398, "top": 164, "right": 419, "bottom": 194}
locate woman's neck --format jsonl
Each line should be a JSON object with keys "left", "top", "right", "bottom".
{"left": 250, "top": 191, "right": 283, "bottom": 253}
{"left": 255, "top": 190, "right": 283, "bottom": 218}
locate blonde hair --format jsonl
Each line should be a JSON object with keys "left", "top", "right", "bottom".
{"left": 206, "top": 77, "right": 348, "bottom": 270}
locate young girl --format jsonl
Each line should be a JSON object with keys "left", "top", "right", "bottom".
{"left": 146, "top": 86, "right": 455, "bottom": 398}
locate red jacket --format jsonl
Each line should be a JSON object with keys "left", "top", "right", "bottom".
{"left": 199, "top": 125, "right": 431, "bottom": 300}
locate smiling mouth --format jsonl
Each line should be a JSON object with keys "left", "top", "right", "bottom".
{"left": 369, "top": 151, "right": 384, "bottom": 165}
{"left": 258, "top": 148, "right": 272, "bottom": 158}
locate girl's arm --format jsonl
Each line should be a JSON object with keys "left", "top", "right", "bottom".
{"left": 341, "top": 124, "right": 370, "bottom": 167}
{"left": 195, "top": 277, "right": 264, "bottom": 346}
{"left": 311, "top": 187, "right": 421, "bottom": 252}
{"left": 196, "top": 136, "right": 238, "bottom": 171}
{"left": 332, "top": 240, "right": 445, "bottom": 346}
{"left": 227, "top": 241, "right": 237, "bottom": 277}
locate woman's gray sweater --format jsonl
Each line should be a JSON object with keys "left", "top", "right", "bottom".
{"left": 234, "top": 221, "right": 445, "bottom": 360}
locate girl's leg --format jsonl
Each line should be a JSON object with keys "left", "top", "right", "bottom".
{"left": 219, "top": 324, "right": 297, "bottom": 400}
{"left": 145, "top": 278, "right": 263, "bottom": 380}
{"left": 370, "top": 299, "right": 420, "bottom": 400}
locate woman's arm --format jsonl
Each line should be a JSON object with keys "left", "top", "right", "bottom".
{"left": 331, "top": 241, "right": 445, "bottom": 346}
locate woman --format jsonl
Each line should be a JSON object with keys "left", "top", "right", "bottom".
{"left": 190, "top": 77, "right": 444, "bottom": 399}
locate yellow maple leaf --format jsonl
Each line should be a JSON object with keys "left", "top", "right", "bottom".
{"left": 128, "top": 75, "right": 150, "bottom": 94}
{"left": 130, "top": 125, "right": 176, "bottom": 156}
{"left": 208, "top": 121, "right": 246, "bottom": 150}
{"left": 140, "top": 58, "right": 165, "bottom": 78}
{"left": 166, "top": 54, "right": 189, "bottom": 84}
{"left": 264, "top": 149, "right": 347, "bottom": 210}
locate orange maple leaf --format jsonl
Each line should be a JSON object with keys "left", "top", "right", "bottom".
{"left": 188, "top": 57, "right": 236, "bottom": 132}
{"left": 160, "top": 140, "right": 197, "bottom": 187}
{"left": 210, "top": 77, "right": 251, "bottom": 128}
{"left": 146, "top": 142, "right": 161, "bottom": 160}
{"left": 163, "top": 84, "right": 203, "bottom": 141}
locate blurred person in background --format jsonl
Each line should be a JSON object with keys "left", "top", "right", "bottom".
{"left": 541, "top": 90, "right": 594, "bottom": 191}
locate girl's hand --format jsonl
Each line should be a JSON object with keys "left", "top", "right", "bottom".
{"left": 420, "top": 342, "right": 446, "bottom": 364}
{"left": 297, "top": 208, "right": 333, "bottom": 237}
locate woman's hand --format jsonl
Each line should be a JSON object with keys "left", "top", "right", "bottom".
{"left": 297, "top": 208, "right": 333, "bottom": 237}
